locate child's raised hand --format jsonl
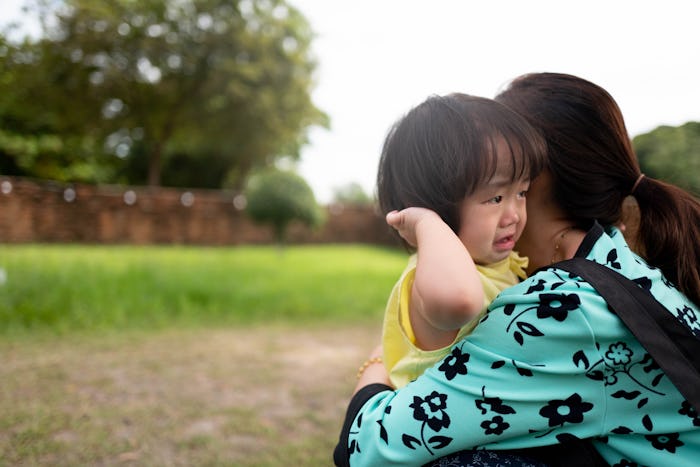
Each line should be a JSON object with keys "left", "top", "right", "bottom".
{"left": 385, "top": 207, "right": 442, "bottom": 247}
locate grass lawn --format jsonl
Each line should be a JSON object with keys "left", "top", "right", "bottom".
{"left": 0, "top": 244, "right": 406, "bottom": 466}
{"left": 0, "top": 243, "right": 406, "bottom": 333}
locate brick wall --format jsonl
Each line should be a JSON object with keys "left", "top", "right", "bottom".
{"left": 0, "top": 177, "right": 399, "bottom": 246}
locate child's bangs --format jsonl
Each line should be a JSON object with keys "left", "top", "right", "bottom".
{"left": 480, "top": 121, "right": 547, "bottom": 185}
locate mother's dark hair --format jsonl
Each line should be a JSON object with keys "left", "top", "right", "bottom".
{"left": 496, "top": 72, "right": 700, "bottom": 306}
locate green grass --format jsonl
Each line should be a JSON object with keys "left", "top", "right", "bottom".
{"left": 0, "top": 243, "right": 407, "bottom": 335}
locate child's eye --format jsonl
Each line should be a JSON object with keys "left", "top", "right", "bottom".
{"left": 517, "top": 190, "right": 528, "bottom": 198}
{"left": 486, "top": 195, "right": 503, "bottom": 204}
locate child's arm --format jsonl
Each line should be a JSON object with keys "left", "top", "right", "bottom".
{"left": 386, "top": 208, "right": 484, "bottom": 351}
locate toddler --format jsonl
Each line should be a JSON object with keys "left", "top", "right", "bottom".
{"left": 375, "top": 93, "right": 546, "bottom": 387}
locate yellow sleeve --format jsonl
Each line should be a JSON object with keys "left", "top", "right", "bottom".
{"left": 382, "top": 256, "right": 477, "bottom": 388}
{"left": 383, "top": 251, "right": 528, "bottom": 388}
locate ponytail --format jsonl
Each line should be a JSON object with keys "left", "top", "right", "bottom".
{"left": 633, "top": 175, "right": 700, "bottom": 306}
{"left": 496, "top": 72, "right": 700, "bottom": 306}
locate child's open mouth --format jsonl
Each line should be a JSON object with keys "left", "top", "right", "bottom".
{"left": 495, "top": 235, "right": 515, "bottom": 250}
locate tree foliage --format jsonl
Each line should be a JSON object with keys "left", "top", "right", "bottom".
{"left": 331, "top": 181, "right": 373, "bottom": 206}
{"left": 244, "top": 168, "right": 324, "bottom": 243}
{"left": 633, "top": 122, "right": 700, "bottom": 196}
{"left": 0, "top": 0, "right": 327, "bottom": 188}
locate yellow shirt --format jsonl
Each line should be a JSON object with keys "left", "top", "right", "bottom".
{"left": 382, "top": 251, "right": 528, "bottom": 388}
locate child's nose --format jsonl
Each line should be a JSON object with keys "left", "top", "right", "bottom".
{"left": 502, "top": 202, "right": 521, "bottom": 225}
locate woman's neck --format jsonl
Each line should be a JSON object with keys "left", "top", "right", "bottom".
{"left": 521, "top": 220, "right": 586, "bottom": 273}
{"left": 549, "top": 223, "right": 585, "bottom": 264}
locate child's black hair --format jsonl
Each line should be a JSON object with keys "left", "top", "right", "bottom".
{"left": 376, "top": 93, "right": 547, "bottom": 245}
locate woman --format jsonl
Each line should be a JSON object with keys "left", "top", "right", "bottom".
{"left": 334, "top": 73, "right": 700, "bottom": 466}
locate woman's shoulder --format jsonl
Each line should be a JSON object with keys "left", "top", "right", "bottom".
{"left": 479, "top": 265, "right": 610, "bottom": 352}
{"left": 495, "top": 263, "right": 593, "bottom": 300}
{"left": 507, "top": 225, "right": 650, "bottom": 298}
{"left": 493, "top": 225, "right": 700, "bottom": 336}
{"left": 595, "top": 227, "right": 699, "bottom": 317}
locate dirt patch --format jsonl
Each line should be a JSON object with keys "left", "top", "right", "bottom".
{"left": 0, "top": 324, "right": 381, "bottom": 466}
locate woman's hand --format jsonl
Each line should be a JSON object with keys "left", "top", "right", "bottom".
{"left": 386, "top": 208, "right": 443, "bottom": 248}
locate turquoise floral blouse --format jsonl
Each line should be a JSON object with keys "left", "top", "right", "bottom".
{"left": 334, "top": 223, "right": 700, "bottom": 466}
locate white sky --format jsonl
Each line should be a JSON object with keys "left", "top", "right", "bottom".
{"left": 290, "top": 0, "right": 700, "bottom": 202}
{"left": 4, "top": 1, "right": 700, "bottom": 203}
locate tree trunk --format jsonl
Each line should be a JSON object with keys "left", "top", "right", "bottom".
{"left": 147, "top": 141, "right": 162, "bottom": 186}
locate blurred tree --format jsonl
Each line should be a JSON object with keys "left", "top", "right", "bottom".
{"left": 0, "top": 28, "right": 111, "bottom": 182}
{"left": 331, "top": 181, "right": 373, "bottom": 206}
{"left": 633, "top": 122, "right": 700, "bottom": 196}
{"left": 244, "top": 168, "right": 324, "bottom": 244}
{"left": 0, "top": 0, "right": 328, "bottom": 188}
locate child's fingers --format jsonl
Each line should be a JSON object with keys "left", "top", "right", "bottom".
{"left": 385, "top": 210, "right": 402, "bottom": 227}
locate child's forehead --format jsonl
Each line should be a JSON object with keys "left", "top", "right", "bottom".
{"left": 487, "top": 137, "right": 520, "bottom": 169}
{"left": 477, "top": 137, "right": 531, "bottom": 184}
{"left": 481, "top": 172, "right": 524, "bottom": 189}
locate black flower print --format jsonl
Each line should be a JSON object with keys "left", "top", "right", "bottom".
{"left": 410, "top": 391, "right": 450, "bottom": 431}
{"left": 504, "top": 291, "right": 581, "bottom": 346}
{"left": 632, "top": 276, "right": 652, "bottom": 292}
{"left": 348, "top": 413, "right": 363, "bottom": 456}
{"left": 480, "top": 415, "right": 510, "bottom": 435}
{"left": 679, "top": 401, "right": 700, "bottom": 426}
{"left": 584, "top": 343, "right": 665, "bottom": 397}
{"left": 403, "top": 391, "right": 453, "bottom": 455}
{"left": 475, "top": 388, "right": 516, "bottom": 416}
{"left": 526, "top": 279, "right": 546, "bottom": 294}
{"left": 604, "top": 372, "right": 619, "bottom": 386}
{"left": 676, "top": 304, "right": 699, "bottom": 329}
{"left": 474, "top": 386, "right": 516, "bottom": 437}
{"left": 641, "top": 353, "right": 661, "bottom": 373}
{"left": 438, "top": 346, "right": 469, "bottom": 380}
{"left": 347, "top": 409, "right": 389, "bottom": 458}
{"left": 348, "top": 438, "right": 358, "bottom": 455}
{"left": 536, "top": 293, "right": 581, "bottom": 321}
{"left": 539, "top": 393, "right": 593, "bottom": 428}
{"left": 606, "top": 249, "right": 621, "bottom": 269}
{"left": 605, "top": 342, "right": 633, "bottom": 366}
{"left": 591, "top": 344, "right": 669, "bottom": 435}
{"left": 645, "top": 432, "right": 684, "bottom": 453}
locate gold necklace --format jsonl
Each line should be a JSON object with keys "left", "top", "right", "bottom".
{"left": 551, "top": 226, "right": 575, "bottom": 264}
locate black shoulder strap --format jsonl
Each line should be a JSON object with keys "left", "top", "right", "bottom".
{"left": 555, "top": 258, "right": 700, "bottom": 411}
